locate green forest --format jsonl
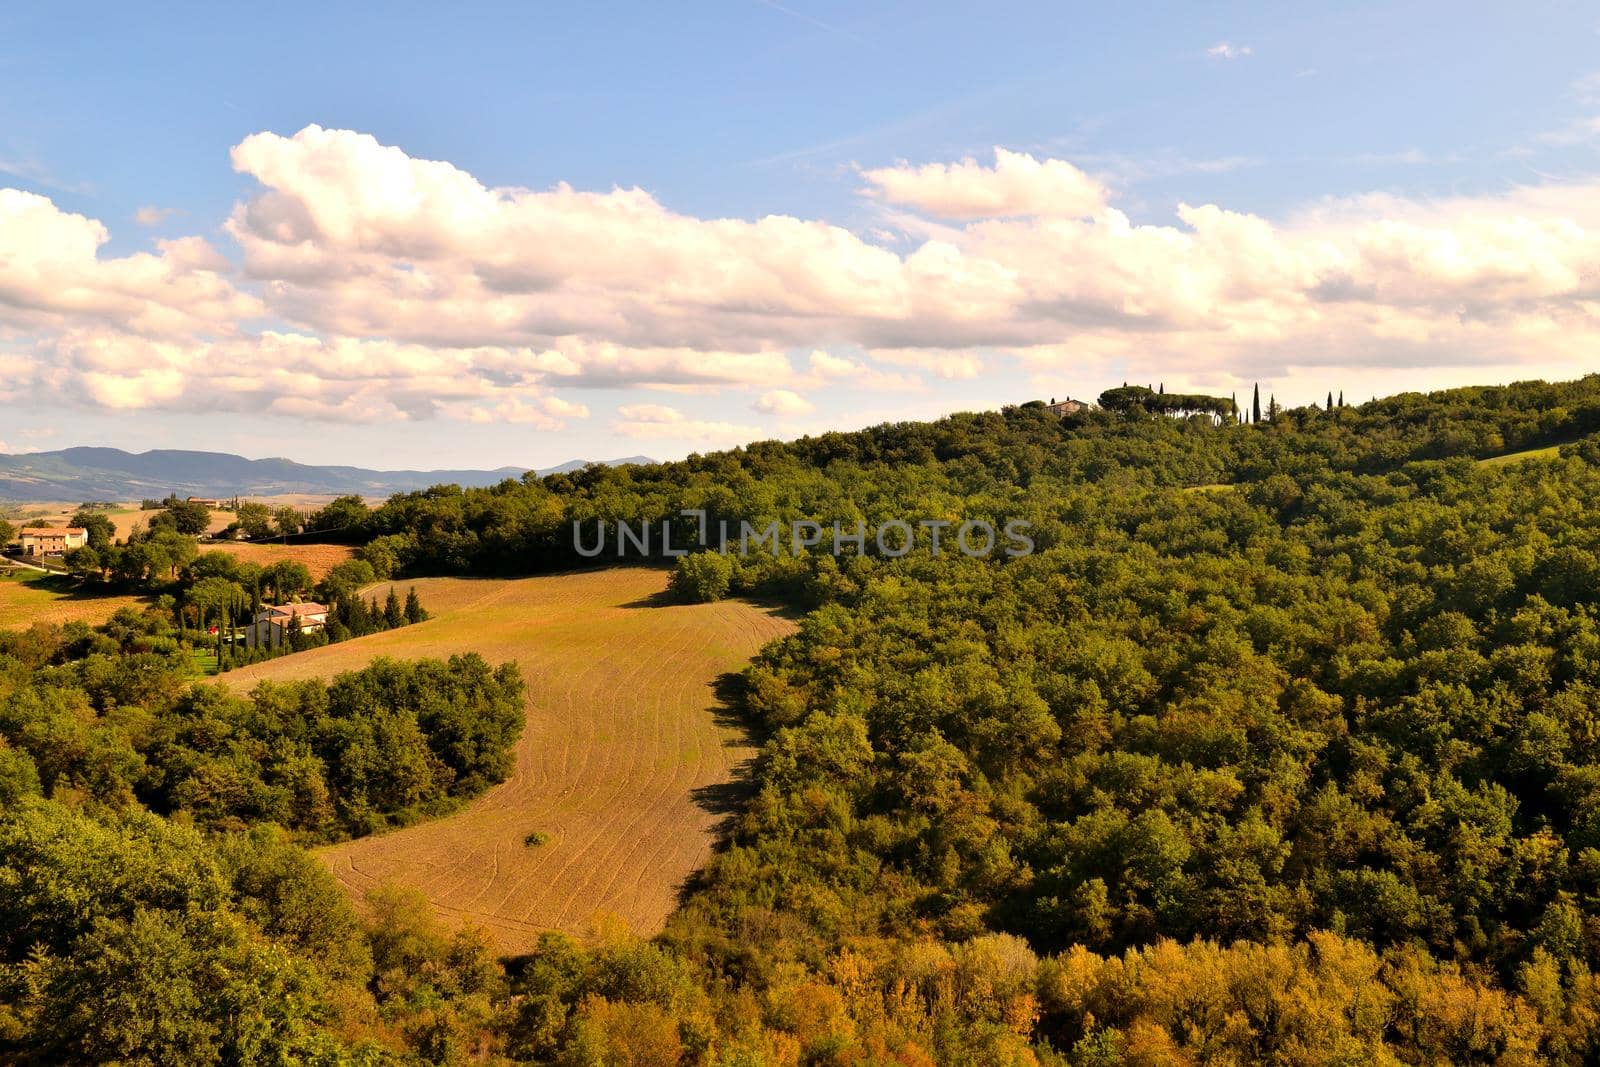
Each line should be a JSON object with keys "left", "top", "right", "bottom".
{"left": 10, "top": 375, "right": 1600, "bottom": 1063}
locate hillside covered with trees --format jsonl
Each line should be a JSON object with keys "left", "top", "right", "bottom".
{"left": 10, "top": 375, "right": 1600, "bottom": 1062}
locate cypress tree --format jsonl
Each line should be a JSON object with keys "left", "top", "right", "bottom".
{"left": 1252, "top": 383, "right": 1261, "bottom": 424}
{"left": 383, "top": 587, "right": 404, "bottom": 629}
{"left": 1327, "top": 390, "right": 1334, "bottom": 411}
{"left": 344, "top": 594, "right": 370, "bottom": 636}
{"left": 1339, "top": 390, "right": 1345, "bottom": 408}
{"left": 404, "top": 586, "right": 427, "bottom": 624}
{"left": 370, "top": 596, "right": 384, "bottom": 630}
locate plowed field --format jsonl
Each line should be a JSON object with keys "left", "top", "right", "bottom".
{"left": 226, "top": 567, "right": 794, "bottom": 951}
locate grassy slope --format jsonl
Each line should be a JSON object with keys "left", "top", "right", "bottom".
{"left": 1477, "top": 444, "right": 1565, "bottom": 467}
{"left": 225, "top": 567, "right": 796, "bottom": 951}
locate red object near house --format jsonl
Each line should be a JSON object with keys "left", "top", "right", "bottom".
{"left": 207, "top": 626, "right": 218, "bottom": 634}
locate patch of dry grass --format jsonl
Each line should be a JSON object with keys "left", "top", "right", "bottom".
{"left": 0, "top": 569, "right": 149, "bottom": 630}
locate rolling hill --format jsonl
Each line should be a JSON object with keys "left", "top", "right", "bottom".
{"left": 0, "top": 447, "right": 654, "bottom": 501}
{"left": 226, "top": 568, "right": 795, "bottom": 950}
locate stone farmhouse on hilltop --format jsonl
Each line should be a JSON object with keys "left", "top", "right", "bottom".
{"left": 1045, "top": 397, "right": 1092, "bottom": 417}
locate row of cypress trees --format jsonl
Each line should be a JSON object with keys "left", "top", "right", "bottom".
{"left": 206, "top": 585, "right": 430, "bottom": 673}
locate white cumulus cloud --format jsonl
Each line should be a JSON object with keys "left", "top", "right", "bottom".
{"left": 860, "top": 148, "right": 1109, "bottom": 220}
{"left": 0, "top": 189, "right": 258, "bottom": 338}
{"left": 802, "top": 349, "right": 922, "bottom": 391}
{"left": 753, "top": 389, "right": 815, "bottom": 416}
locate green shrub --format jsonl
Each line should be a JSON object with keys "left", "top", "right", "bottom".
{"left": 669, "top": 551, "right": 733, "bottom": 603}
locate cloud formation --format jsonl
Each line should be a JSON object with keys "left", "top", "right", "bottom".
{"left": 753, "top": 389, "right": 816, "bottom": 416}
{"left": 0, "top": 189, "right": 257, "bottom": 338}
{"left": 6, "top": 126, "right": 1600, "bottom": 431}
{"left": 613, "top": 403, "right": 761, "bottom": 445}
{"left": 1, "top": 330, "right": 587, "bottom": 427}
{"left": 859, "top": 148, "right": 1109, "bottom": 219}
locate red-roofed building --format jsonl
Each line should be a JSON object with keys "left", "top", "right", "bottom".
{"left": 245, "top": 602, "right": 329, "bottom": 649}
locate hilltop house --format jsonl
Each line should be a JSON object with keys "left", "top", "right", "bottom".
{"left": 1045, "top": 396, "right": 1091, "bottom": 417}
{"left": 18, "top": 528, "right": 88, "bottom": 557}
{"left": 245, "top": 602, "right": 328, "bottom": 649}
{"left": 187, "top": 497, "right": 223, "bottom": 508}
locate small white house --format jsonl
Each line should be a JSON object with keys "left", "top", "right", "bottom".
{"left": 245, "top": 602, "right": 328, "bottom": 649}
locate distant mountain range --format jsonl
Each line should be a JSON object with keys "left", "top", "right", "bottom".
{"left": 0, "top": 447, "right": 655, "bottom": 502}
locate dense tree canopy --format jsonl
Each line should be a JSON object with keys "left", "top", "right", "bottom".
{"left": 12, "top": 374, "right": 1600, "bottom": 1062}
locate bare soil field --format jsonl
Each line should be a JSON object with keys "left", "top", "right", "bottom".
{"left": 226, "top": 567, "right": 796, "bottom": 951}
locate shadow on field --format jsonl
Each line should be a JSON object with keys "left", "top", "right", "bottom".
{"left": 706, "top": 671, "right": 756, "bottom": 739}
{"left": 678, "top": 670, "right": 764, "bottom": 907}
{"left": 619, "top": 587, "right": 679, "bottom": 609}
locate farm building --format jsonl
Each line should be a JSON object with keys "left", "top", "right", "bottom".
{"left": 1045, "top": 397, "right": 1091, "bottom": 417}
{"left": 187, "top": 497, "right": 224, "bottom": 508}
{"left": 245, "top": 602, "right": 328, "bottom": 649}
{"left": 18, "top": 528, "right": 88, "bottom": 557}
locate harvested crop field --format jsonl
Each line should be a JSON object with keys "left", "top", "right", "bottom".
{"left": 0, "top": 569, "right": 149, "bottom": 630}
{"left": 226, "top": 567, "right": 795, "bottom": 951}
{"left": 200, "top": 541, "right": 356, "bottom": 579}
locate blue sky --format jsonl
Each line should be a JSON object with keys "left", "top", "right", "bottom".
{"left": 3, "top": 2, "right": 1600, "bottom": 470}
